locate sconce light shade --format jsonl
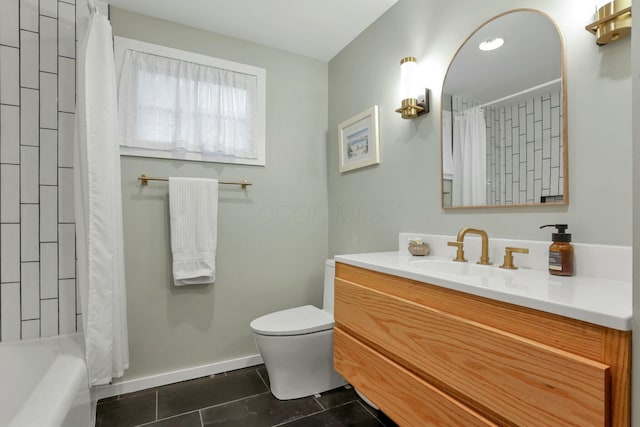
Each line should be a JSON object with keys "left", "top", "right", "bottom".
{"left": 395, "top": 57, "right": 430, "bottom": 119}
{"left": 399, "top": 56, "right": 418, "bottom": 100}
{"left": 586, "top": 0, "right": 632, "bottom": 45}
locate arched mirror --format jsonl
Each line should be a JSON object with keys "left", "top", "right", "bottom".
{"left": 441, "top": 9, "right": 567, "bottom": 208}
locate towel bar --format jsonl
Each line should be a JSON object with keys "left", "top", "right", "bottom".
{"left": 138, "top": 174, "right": 251, "bottom": 189}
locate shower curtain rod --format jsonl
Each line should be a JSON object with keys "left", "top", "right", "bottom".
{"left": 138, "top": 174, "right": 252, "bottom": 189}
{"left": 475, "top": 78, "right": 562, "bottom": 109}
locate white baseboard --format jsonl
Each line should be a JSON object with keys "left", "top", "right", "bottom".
{"left": 95, "top": 354, "right": 264, "bottom": 400}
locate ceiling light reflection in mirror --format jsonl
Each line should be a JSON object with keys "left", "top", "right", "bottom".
{"left": 478, "top": 37, "right": 505, "bottom": 51}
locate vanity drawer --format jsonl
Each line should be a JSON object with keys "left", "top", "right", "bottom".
{"left": 334, "top": 327, "right": 497, "bottom": 427}
{"left": 335, "top": 278, "right": 611, "bottom": 426}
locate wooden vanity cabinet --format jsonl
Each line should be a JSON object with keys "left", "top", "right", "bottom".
{"left": 333, "top": 263, "right": 630, "bottom": 427}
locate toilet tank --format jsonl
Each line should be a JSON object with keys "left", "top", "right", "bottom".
{"left": 322, "top": 259, "right": 336, "bottom": 315}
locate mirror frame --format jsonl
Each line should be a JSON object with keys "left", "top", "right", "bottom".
{"left": 441, "top": 8, "right": 568, "bottom": 210}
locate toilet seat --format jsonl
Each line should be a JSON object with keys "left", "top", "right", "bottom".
{"left": 250, "top": 305, "right": 334, "bottom": 336}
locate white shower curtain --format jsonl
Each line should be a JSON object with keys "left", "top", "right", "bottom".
{"left": 74, "top": 7, "right": 129, "bottom": 385}
{"left": 452, "top": 107, "right": 487, "bottom": 206}
{"left": 442, "top": 110, "right": 454, "bottom": 181}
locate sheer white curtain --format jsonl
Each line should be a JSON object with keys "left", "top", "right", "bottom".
{"left": 118, "top": 50, "right": 258, "bottom": 159}
{"left": 452, "top": 107, "right": 487, "bottom": 206}
{"left": 75, "top": 7, "right": 129, "bottom": 385}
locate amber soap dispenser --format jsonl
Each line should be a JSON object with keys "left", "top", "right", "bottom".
{"left": 540, "top": 224, "right": 574, "bottom": 276}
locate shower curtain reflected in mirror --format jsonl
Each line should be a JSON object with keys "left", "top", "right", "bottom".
{"left": 75, "top": 6, "right": 129, "bottom": 386}
{"left": 452, "top": 106, "right": 487, "bottom": 206}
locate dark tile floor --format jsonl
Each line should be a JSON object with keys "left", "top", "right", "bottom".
{"left": 96, "top": 365, "right": 398, "bottom": 427}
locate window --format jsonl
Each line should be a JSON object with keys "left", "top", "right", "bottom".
{"left": 114, "top": 37, "right": 266, "bottom": 165}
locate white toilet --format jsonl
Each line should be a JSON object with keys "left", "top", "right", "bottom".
{"left": 250, "top": 260, "right": 347, "bottom": 400}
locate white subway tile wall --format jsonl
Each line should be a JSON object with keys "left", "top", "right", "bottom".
{"left": 450, "top": 93, "right": 563, "bottom": 205}
{"left": 58, "top": 112, "right": 73, "bottom": 166}
{"left": 58, "top": 57, "right": 75, "bottom": 111}
{"left": 40, "top": 0, "right": 58, "bottom": 19}
{"left": 59, "top": 278, "right": 76, "bottom": 333}
{"left": 21, "top": 146, "right": 39, "bottom": 202}
{"left": 40, "top": 243, "right": 58, "bottom": 298}
{"left": 40, "top": 72, "right": 57, "bottom": 128}
{"left": 58, "top": 167, "right": 74, "bottom": 222}
{"left": 1, "top": 164, "right": 20, "bottom": 222}
{"left": 40, "top": 185, "right": 58, "bottom": 241}
{"left": 1, "top": 282, "right": 21, "bottom": 341}
{"left": 1, "top": 106, "right": 20, "bottom": 163}
{"left": 21, "top": 204, "right": 39, "bottom": 260}
{"left": 40, "top": 17, "right": 57, "bottom": 72}
{"left": 21, "top": 0, "right": 40, "bottom": 32}
{"left": 21, "top": 261, "right": 39, "bottom": 319}
{"left": 21, "top": 318, "right": 39, "bottom": 339}
{"left": 40, "top": 298, "right": 59, "bottom": 337}
{"left": 0, "top": 47, "right": 20, "bottom": 104}
{"left": 0, "top": 0, "right": 79, "bottom": 341}
{"left": 486, "top": 92, "right": 563, "bottom": 205}
{"left": 20, "top": 87, "right": 39, "bottom": 146}
{"left": 40, "top": 128, "right": 57, "bottom": 184}
{"left": 20, "top": 30, "right": 39, "bottom": 89}
{"left": 58, "top": 223, "right": 76, "bottom": 279}
{"left": 1, "top": 1, "right": 20, "bottom": 47}
{"left": 1, "top": 224, "right": 20, "bottom": 282}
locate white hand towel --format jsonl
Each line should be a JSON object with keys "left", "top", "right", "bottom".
{"left": 169, "top": 177, "right": 218, "bottom": 286}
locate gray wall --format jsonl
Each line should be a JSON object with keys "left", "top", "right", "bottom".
{"left": 328, "top": 0, "right": 632, "bottom": 255}
{"left": 110, "top": 8, "right": 329, "bottom": 381}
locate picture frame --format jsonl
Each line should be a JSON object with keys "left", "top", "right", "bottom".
{"left": 338, "top": 105, "right": 380, "bottom": 173}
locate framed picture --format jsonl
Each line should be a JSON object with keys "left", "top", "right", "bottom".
{"left": 338, "top": 105, "right": 380, "bottom": 173}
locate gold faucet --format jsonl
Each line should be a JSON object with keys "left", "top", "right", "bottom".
{"left": 447, "top": 241, "right": 466, "bottom": 262}
{"left": 499, "top": 247, "right": 529, "bottom": 270}
{"left": 448, "top": 228, "right": 492, "bottom": 265}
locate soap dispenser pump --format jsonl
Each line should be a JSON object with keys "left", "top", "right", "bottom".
{"left": 540, "top": 224, "right": 574, "bottom": 276}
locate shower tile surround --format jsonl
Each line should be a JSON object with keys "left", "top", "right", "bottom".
{"left": 0, "top": 0, "right": 79, "bottom": 341}
{"left": 446, "top": 93, "right": 563, "bottom": 205}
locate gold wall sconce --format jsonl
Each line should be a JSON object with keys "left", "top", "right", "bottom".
{"left": 395, "top": 56, "right": 430, "bottom": 119}
{"left": 586, "top": 0, "right": 632, "bottom": 45}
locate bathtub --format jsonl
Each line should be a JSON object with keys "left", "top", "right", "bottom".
{"left": 0, "top": 334, "right": 94, "bottom": 427}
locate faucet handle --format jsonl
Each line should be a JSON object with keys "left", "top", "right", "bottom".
{"left": 447, "top": 241, "right": 467, "bottom": 262}
{"left": 500, "top": 247, "right": 530, "bottom": 270}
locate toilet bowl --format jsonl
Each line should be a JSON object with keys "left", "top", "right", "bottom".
{"left": 250, "top": 260, "right": 347, "bottom": 400}
{"left": 355, "top": 388, "right": 379, "bottom": 410}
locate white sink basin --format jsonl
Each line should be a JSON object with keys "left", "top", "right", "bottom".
{"left": 406, "top": 257, "right": 546, "bottom": 296}
{"left": 408, "top": 258, "right": 513, "bottom": 278}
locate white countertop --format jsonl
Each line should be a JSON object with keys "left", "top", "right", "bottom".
{"left": 335, "top": 251, "right": 632, "bottom": 331}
